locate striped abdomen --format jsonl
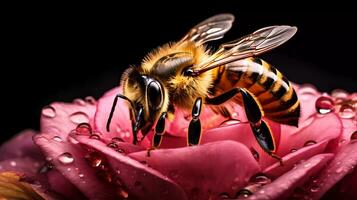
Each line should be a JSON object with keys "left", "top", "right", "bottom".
{"left": 212, "top": 57, "right": 300, "bottom": 127}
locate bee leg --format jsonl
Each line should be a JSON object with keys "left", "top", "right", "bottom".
{"left": 205, "top": 88, "right": 281, "bottom": 164}
{"left": 187, "top": 97, "right": 203, "bottom": 146}
{"left": 147, "top": 112, "right": 167, "bottom": 157}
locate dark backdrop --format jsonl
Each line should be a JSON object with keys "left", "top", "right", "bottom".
{"left": 1, "top": 3, "right": 356, "bottom": 144}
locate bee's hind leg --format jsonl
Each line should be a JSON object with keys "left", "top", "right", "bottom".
{"left": 187, "top": 97, "right": 203, "bottom": 146}
{"left": 147, "top": 112, "right": 167, "bottom": 157}
{"left": 205, "top": 88, "right": 282, "bottom": 165}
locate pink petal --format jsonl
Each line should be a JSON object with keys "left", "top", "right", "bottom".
{"left": 305, "top": 140, "right": 357, "bottom": 199}
{"left": 247, "top": 153, "right": 334, "bottom": 200}
{"left": 94, "top": 87, "right": 134, "bottom": 143}
{"left": 338, "top": 118, "right": 357, "bottom": 146}
{"left": 75, "top": 135, "right": 188, "bottom": 200}
{"left": 46, "top": 169, "right": 87, "bottom": 200}
{"left": 33, "top": 134, "right": 117, "bottom": 199}
{"left": 129, "top": 141, "right": 261, "bottom": 200}
{"left": 278, "top": 113, "right": 342, "bottom": 157}
{"left": 201, "top": 120, "right": 281, "bottom": 168}
{"left": 295, "top": 84, "right": 321, "bottom": 122}
{"left": 0, "top": 157, "right": 41, "bottom": 176}
{"left": 264, "top": 140, "right": 330, "bottom": 178}
{"left": 40, "top": 100, "right": 96, "bottom": 139}
{"left": 0, "top": 129, "right": 42, "bottom": 161}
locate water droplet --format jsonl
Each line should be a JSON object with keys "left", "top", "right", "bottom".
{"left": 250, "top": 148, "right": 259, "bottom": 161}
{"left": 310, "top": 185, "right": 319, "bottom": 193}
{"left": 117, "top": 148, "right": 125, "bottom": 154}
{"left": 38, "top": 162, "right": 54, "bottom": 173}
{"left": 235, "top": 189, "right": 252, "bottom": 198}
{"left": 231, "top": 112, "right": 238, "bottom": 118}
{"left": 85, "top": 152, "right": 103, "bottom": 168}
{"left": 10, "top": 161, "right": 16, "bottom": 167}
{"left": 339, "top": 104, "right": 355, "bottom": 119}
{"left": 78, "top": 173, "right": 84, "bottom": 178}
{"left": 70, "top": 112, "right": 89, "bottom": 124}
{"left": 290, "top": 148, "right": 298, "bottom": 153}
{"left": 220, "top": 119, "right": 241, "bottom": 127}
{"left": 42, "top": 106, "right": 56, "bottom": 118}
{"left": 112, "top": 137, "right": 125, "bottom": 142}
{"left": 351, "top": 131, "right": 357, "bottom": 140}
{"left": 85, "top": 96, "right": 96, "bottom": 105}
{"left": 315, "top": 96, "right": 334, "bottom": 114}
{"left": 75, "top": 123, "right": 92, "bottom": 135}
{"left": 304, "top": 140, "right": 317, "bottom": 147}
{"left": 331, "top": 89, "right": 348, "bottom": 99}
{"left": 219, "top": 192, "right": 231, "bottom": 199}
{"left": 250, "top": 174, "right": 271, "bottom": 185}
{"left": 67, "top": 168, "right": 71, "bottom": 171}
{"left": 304, "top": 163, "right": 312, "bottom": 168}
{"left": 58, "top": 152, "right": 74, "bottom": 164}
{"left": 52, "top": 136, "right": 63, "bottom": 142}
{"left": 107, "top": 142, "right": 118, "bottom": 149}
{"left": 116, "top": 169, "right": 121, "bottom": 175}
{"left": 97, "top": 171, "right": 113, "bottom": 183}
{"left": 117, "top": 188, "right": 129, "bottom": 199}
{"left": 89, "top": 134, "right": 101, "bottom": 140}
{"left": 73, "top": 98, "right": 86, "bottom": 106}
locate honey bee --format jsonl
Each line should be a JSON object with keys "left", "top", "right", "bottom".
{"left": 106, "top": 14, "right": 300, "bottom": 161}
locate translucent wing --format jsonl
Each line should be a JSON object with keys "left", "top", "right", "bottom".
{"left": 178, "top": 13, "right": 235, "bottom": 46}
{"left": 189, "top": 25, "right": 297, "bottom": 76}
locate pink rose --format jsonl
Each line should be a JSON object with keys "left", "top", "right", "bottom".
{"left": 0, "top": 84, "right": 356, "bottom": 200}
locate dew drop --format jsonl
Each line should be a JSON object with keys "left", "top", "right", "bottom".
{"left": 70, "top": 112, "right": 89, "bottom": 124}
{"left": 89, "top": 134, "right": 101, "bottom": 140}
{"left": 304, "top": 163, "right": 312, "bottom": 168}
{"left": 116, "top": 169, "right": 121, "bottom": 175}
{"left": 231, "top": 112, "right": 238, "bottom": 118}
{"left": 78, "top": 173, "right": 84, "bottom": 178}
{"left": 339, "top": 104, "right": 356, "bottom": 119}
{"left": 250, "top": 148, "right": 259, "bottom": 161}
{"left": 235, "top": 189, "right": 252, "bottom": 198}
{"left": 38, "top": 162, "right": 54, "bottom": 173}
{"left": 335, "top": 167, "right": 344, "bottom": 174}
{"left": 67, "top": 168, "right": 71, "bottom": 172}
{"left": 10, "top": 161, "right": 16, "bottom": 167}
{"left": 310, "top": 185, "right": 319, "bottom": 193}
{"left": 52, "top": 136, "right": 63, "bottom": 142}
{"left": 85, "top": 96, "right": 96, "bottom": 105}
{"left": 117, "top": 148, "right": 125, "bottom": 154}
{"left": 220, "top": 119, "right": 241, "bottom": 127}
{"left": 42, "top": 106, "right": 56, "bottom": 118}
{"left": 58, "top": 152, "right": 74, "bottom": 165}
{"left": 315, "top": 96, "right": 334, "bottom": 114}
{"left": 76, "top": 123, "right": 92, "bottom": 135}
{"left": 351, "top": 131, "right": 357, "bottom": 140}
{"left": 97, "top": 171, "right": 113, "bottom": 183}
{"left": 290, "top": 148, "right": 298, "bottom": 153}
{"left": 112, "top": 137, "right": 125, "bottom": 142}
{"left": 117, "top": 188, "right": 129, "bottom": 199}
{"left": 73, "top": 98, "right": 86, "bottom": 106}
{"left": 304, "top": 140, "right": 317, "bottom": 147}
{"left": 85, "top": 152, "right": 103, "bottom": 168}
{"left": 250, "top": 174, "right": 271, "bottom": 185}
{"left": 107, "top": 142, "right": 118, "bottom": 149}
{"left": 219, "top": 192, "right": 231, "bottom": 199}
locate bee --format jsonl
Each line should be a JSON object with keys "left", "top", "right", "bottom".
{"left": 106, "top": 13, "right": 300, "bottom": 161}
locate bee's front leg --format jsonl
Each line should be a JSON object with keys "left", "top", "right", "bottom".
{"left": 187, "top": 97, "right": 203, "bottom": 146}
{"left": 147, "top": 112, "right": 167, "bottom": 157}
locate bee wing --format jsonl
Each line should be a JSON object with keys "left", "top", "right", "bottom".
{"left": 178, "top": 13, "right": 235, "bottom": 46}
{"left": 192, "top": 25, "right": 297, "bottom": 75}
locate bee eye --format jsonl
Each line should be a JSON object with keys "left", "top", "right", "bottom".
{"left": 147, "top": 81, "right": 163, "bottom": 110}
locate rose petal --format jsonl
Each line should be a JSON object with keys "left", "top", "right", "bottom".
{"left": 278, "top": 113, "right": 342, "bottom": 157}
{"left": 247, "top": 154, "right": 333, "bottom": 200}
{"left": 0, "top": 157, "right": 42, "bottom": 176}
{"left": 295, "top": 84, "right": 321, "bottom": 122}
{"left": 129, "top": 141, "right": 261, "bottom": 200}
{"left": 264, "top": 140, "right": 329, "bottom": 178}
{"left": 33, "top": 134, "right": 116, "bottom": 199}
{"left": 41, "top": 100, "right": 96, "bottom": 139}
{"left": 0, "top": 129, "right": 42, "bottom": 161}
{"left": 46, "top": 169, "right": 87, "bottom": 200}
{"left": 306, "top": 140, "right": 357, "bottom": 199}
{"left": 94, "top": 87, "right": 135, "bottom": 143}
{"left": 75, "top": 135, "right": 188, "bottom": 200}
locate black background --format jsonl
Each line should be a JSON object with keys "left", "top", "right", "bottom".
{"left": 1, "top": 2, "right": 356, "bottom": 144}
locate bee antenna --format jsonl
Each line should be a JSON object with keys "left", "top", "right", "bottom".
{"left": 106, "top": 93, "right": 134, "bottom": 132}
